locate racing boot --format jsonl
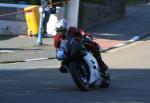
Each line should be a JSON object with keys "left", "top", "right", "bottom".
{"left": 96, "top": 58, "right": 110, "bottom": 82}
{"left": 99, "top": 62, "right": 111, "bottom": 88}
{"left": 59, "top": 61, "right": 68, "bottom": 73}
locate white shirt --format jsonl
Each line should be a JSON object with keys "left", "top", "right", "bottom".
{"left": 47, "top": 14, "right": 58, "bottom": 36}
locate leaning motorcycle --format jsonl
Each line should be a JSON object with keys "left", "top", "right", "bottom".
{"left": 56, "top": 38, "right": 111, "bottom": 91}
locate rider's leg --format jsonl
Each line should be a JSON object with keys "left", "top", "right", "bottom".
{"left": 89, "top": 42, "right": 108, "bottom": 74}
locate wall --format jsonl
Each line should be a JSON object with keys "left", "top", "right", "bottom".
{"left": 78, "top": 0, "right": 126, "bottom": 29}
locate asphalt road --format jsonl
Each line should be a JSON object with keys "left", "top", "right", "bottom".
{"left": 0, "top": 37, "right": 150, "bottom": 103}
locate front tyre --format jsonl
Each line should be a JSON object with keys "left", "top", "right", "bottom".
{"left": 69, "top": 60, "right": 90, "bottom": 91}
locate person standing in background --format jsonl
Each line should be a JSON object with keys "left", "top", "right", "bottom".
{"left": 47, "top": 5, "right": 58, "bottom": 37}
{"left": 40, "top": 0, "right": 52, "bottom": 37}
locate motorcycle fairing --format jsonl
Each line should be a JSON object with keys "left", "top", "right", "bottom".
{"left": 83, "top": 52, "right": 100, "bottom": 84}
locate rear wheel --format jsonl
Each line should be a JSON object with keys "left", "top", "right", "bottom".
{"left": 69, "top": 60, "right": 90, "bottom": 91}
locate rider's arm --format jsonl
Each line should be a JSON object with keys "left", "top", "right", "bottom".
{"left": 54, "top": 35, "right": 61, "bottom": 48}
{"left": 84, "top": 32, "right": 93, "bottom": 41}
{"left": 81, "top": 32, "right": 93, "bottom": 43}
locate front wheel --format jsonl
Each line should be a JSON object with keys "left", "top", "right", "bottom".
{"left": 69, "top": 60, "right": 90, "bottom": 91}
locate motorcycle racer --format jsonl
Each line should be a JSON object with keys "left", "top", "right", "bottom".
{"left": 53, "top": 19, "right": 109, "bottom": 79}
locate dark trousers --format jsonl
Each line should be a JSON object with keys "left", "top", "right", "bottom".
{"left": 43, "top": 10, "right": 51, "bottom": 34}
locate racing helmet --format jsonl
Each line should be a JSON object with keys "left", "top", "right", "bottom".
{"left": 56, "top": 19, "right": 68, "bottom": 35}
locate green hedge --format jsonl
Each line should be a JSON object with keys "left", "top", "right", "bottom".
{"left": 126, "top": 0, "right": 136, "bottom": 3}
{"left": 80, "top": 0, "right": 104, "bottom": 4}
{"left": 81, "top": 0, "right": 136, "bottom": 4}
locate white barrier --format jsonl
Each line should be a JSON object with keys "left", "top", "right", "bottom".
{"left": 0, "top": 3, "right": 29, "bottom": 35}
{"left": 0, "top": 20, "right": 27, "bottom": 35}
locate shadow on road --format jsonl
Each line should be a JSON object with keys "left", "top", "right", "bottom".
{"left": 0, "top": 68, "right": 150, "bottom": 103}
